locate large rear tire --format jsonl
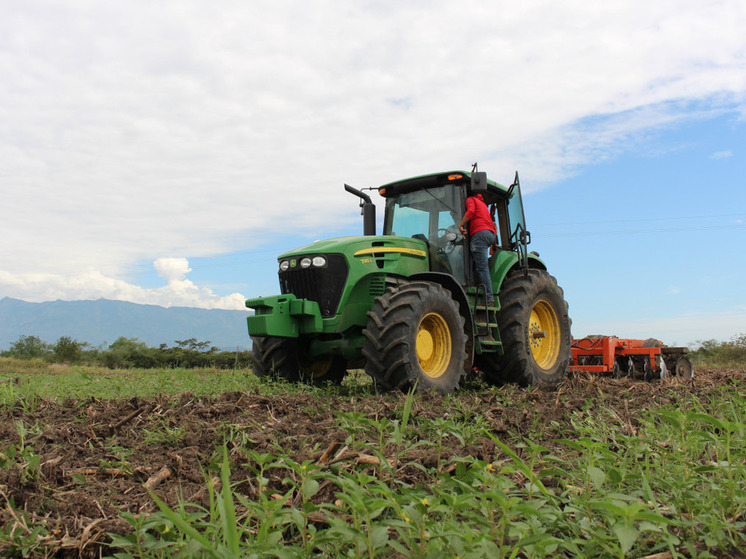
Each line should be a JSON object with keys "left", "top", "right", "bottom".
{"left": 251, "top": 336, "right": 347, "bottom": 384}
{"left": 362, "top": 281, "right": 468, "bottom": 393}
{"left": 479, "top": 269, "right": 571, "bottom": 386}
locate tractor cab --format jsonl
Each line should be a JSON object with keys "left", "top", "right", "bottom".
{"left": 378, "top": 170, "right": 530, "bottom": 284}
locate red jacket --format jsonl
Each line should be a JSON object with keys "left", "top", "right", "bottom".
{"left": 464, "top": 194, "right": 496, "bottom": 235}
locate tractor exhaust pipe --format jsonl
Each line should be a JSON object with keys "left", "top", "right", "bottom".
{"left": 344, "top": 184, "right": 376, "bottom": 236}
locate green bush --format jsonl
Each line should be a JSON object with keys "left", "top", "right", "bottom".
{"left": 52, "top": 336, "right": 85, "bottom": 363}
{"left": 3, "top": 335, "right": 51, "bottom": 360}
{"left": 1, "top": 335, "right": 253, "bottom": 370}
{"left": 689, "top": 333, "right": 746, "bottom": 368}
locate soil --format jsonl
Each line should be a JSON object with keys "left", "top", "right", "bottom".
{"left": 0, "top": 368, "right": 743, "bottom": 557}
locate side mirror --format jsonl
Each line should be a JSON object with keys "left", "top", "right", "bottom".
{"left": 470, "top": 171, "right": 488, "bottom": 193}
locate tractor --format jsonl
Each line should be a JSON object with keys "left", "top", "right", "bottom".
{"left": 245, "top": 168, "right": 572, "bottom": 392}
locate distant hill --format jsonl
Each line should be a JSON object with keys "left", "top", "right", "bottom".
{"left": 0, "top": 297, "right": 252, "bottom": 351}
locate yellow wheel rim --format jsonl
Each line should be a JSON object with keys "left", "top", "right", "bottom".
{"left": 529, "top": 300, "right": 561, "bottom": 370}
{"left": 416, "top": 312, "right": 452, "bottom": 379}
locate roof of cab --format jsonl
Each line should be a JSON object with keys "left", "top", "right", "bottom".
{"left": 377, "top": 170, "right": 508, "bottom": 198}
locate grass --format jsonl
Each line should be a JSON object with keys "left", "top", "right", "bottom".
{"left": 1, "top": 359, "right": 744, "bottom": 557}
{"left": 0, "top": 358, "right": 376, "bottom": 402}
{"left": 0, "top": 360, "right": 258, "bottom": 401}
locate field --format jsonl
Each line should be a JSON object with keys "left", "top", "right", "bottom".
{"left": 0, "top": 363, "right": 744, "bottom": 558}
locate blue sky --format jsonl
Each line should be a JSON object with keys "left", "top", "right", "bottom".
{"left": 530, "top": 111, "right": 746, "bottom": 345}
{"left": 1, "top": 0, "right": 745, "bottom": 347}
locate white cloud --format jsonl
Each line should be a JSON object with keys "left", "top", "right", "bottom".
{"left": 154, "top": 258, "right": 192, "bottom": 283}
{"left": 0, "top": 260, "right": 246, "bottom": 310}
{"left": 1, "top": 0, "right": 746, "bottom": 303}
{"left": 710, "top": 150, "right": 734, "bottom": 159}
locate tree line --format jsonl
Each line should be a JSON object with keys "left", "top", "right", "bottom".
{"left": 4, "top": 333, "right": 743, "bottom": 371}
{"left": 689, "top": 333, "right": 746, "bottom": 368}
{"left": 1, "top": 335, "right": 254, "bottom": 369}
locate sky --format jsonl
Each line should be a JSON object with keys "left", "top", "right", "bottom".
{"left": 1, "top": 0, "right": 745, "bottom": 347}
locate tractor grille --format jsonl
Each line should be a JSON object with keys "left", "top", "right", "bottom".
{"left": 279, "top": 254, "right": 348, "bottom": 318}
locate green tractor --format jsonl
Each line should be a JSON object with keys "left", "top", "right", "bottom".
{"left": 246, "top": 169, "right": 572, "bottom": 392}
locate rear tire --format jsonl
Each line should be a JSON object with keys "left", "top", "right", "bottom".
{"left": 362, "top": 281, "right": 468, "bottom": 393}
{"left": 251, "top": 336, "right": 346, "bottom": 384}
{"left": 479, "top": 269, "right": 571, "bottom": 386}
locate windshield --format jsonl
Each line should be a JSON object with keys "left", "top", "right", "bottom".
{"left": 383, "top": 185, "right": 466, "bottom": 281}
{"left": 383, "top": 185, "right": 461, "bottom": 238}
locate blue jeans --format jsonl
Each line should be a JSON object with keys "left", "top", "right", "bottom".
{"left": 470, "top": 229, "right": 496, "bottom": 304}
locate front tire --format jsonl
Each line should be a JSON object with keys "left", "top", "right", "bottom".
{"left": 251, "top": 336, "right": 347, "bottom": 384}
{"left": 362, "top": 281, "right": 468, "bottom": 393}
{"left": 479, "top": 269, "right": 571, "bottom": 386}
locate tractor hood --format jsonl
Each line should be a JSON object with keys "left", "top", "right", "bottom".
{"left": 278, "top": 235, "right": 428, "bottom": 260}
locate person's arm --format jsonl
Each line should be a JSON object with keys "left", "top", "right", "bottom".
{"left": 459, "top": 197, "right": 475, "bottom": 236}
{"left": 458, "top": 215, "right": 469, "bottom": 237}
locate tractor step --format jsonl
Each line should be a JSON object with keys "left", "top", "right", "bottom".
{"left": 474, "top": 310, "right": 500, "bottom": 351}
{"left": 466, "top": 287, "right": 501, "bottom": 351}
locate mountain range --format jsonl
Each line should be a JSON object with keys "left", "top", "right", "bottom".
{"left": 0, "top": 297, "right": 252, "bottom": 351}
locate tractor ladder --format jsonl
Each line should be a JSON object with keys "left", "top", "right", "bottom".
{"left": 466, "top": 286, "right": 502, "bottom": 354}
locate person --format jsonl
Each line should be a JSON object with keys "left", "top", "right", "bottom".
{"left": 458, "top": 193, "right": 497, "bottom": 306}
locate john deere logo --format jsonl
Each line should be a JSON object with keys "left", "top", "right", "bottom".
{"left": 290, "top": 259, "right": 297, "bottom": 268}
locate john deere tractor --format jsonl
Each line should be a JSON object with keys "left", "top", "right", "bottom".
{"left": 246, "top": 169, "right": 571, "bottom": 392}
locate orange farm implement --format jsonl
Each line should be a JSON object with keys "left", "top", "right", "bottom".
{"left": 570, "top": 337, "right": 693, "bottom": 380}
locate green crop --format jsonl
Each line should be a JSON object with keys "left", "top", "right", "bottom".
{"left": 108, "top": 388, "right": 745, "bottom": 558}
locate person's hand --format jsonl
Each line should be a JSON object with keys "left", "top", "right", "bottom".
{"left": 459, "top": 225, "right": 467, "bottom": 237}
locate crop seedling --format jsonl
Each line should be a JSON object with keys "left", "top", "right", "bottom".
{"left": 0, "top": 421, "right": 42, "bottom": 483}
{"left": 142, "top": 418, "right": 186, "bottom": 447}
{"left": 0, "top": 501, "right": 51, "bottom": 558}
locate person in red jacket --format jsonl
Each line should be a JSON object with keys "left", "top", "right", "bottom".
{"left": 458, "top": 193, "right": 497, "bottom": 306}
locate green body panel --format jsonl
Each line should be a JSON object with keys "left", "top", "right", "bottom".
{"left": 246, "top": 235, "right": 545, "bottom": 352}
{"left": 246, "top": 235, "right": 430, "bottom": 339}
{"left": 490, "top": 251, "right": 546, "bottom": 297}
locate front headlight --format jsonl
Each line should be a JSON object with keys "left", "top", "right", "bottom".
{"left": 312, "top": 256, "right": 327, "bottom": 267}
{"left": 300, "top": 257, "right": 312, "bottom": 269}
{"left": 279, "top": 260, "right": 290, "bottom": 272}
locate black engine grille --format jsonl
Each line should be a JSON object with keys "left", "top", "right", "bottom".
{"left": 279, "top": 254, "right": 348, "bottom": 318}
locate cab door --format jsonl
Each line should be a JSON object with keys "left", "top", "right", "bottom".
{"left": 434, "top": 199, "right": 467, "bottom": 284}
{"left": 505, "top": 172, "right": 530, "bottom": 269}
